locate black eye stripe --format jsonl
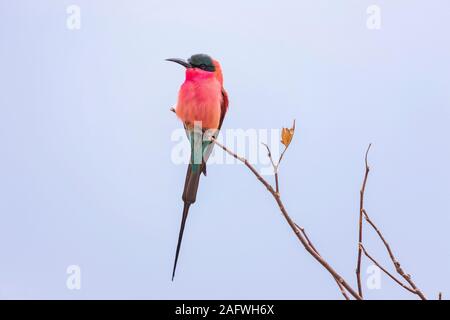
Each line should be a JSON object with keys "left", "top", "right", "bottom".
{"left": 193, "top": 63, "right": 214, "bottom": 72}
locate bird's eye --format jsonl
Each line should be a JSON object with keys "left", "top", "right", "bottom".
{"left": 199, "top": 64, "right": 207, "bottom": 70}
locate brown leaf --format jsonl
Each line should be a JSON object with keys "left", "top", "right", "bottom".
{"left": 281, "top": 121, "right": 296, "bottom": 147}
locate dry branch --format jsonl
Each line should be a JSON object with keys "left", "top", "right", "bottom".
{"left": 362, "top": 209, "right": 427, "bottom": 300}
{"left": 357, "top": 145, "right": 427, "bottom": 300}
{"left": 211, "top": 136, "right": 362, "bottom": 300}
{"left": 360, "top": 244, "right": 416, "bottom": 294}
{"left": 356, "top": 144, "right": 371, "bottom": 298}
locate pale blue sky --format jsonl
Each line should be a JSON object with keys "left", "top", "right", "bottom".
{"left": 0, "top": 0, "right": 449, "bottom": 299}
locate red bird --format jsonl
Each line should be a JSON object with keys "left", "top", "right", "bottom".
{"left": 167, "top": 54, "right": 229, "bottom": 280}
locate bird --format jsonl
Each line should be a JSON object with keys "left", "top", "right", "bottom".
{"left": 166, "top": 54, "right": 229, "bottom": 280}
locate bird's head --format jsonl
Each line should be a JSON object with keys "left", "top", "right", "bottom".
{"left": 166, "top": 53, "right": 223, "bottom": 84}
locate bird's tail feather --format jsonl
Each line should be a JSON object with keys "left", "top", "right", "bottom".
{"left": 172, "top": 131, "right": 215, "bottom": 280}
{"left": 172, "top": 201, "right": 191, "bottom": 281}
{"left": 182, "top": 164, "right": 202, "bottom": 203}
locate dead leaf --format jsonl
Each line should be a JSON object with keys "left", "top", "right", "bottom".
{"left": 281, "top": 120, "right": 296, "bottom": 147}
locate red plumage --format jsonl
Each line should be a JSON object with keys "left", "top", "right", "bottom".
{"left": 175, "top": 60, "right": 228, "bottom": 130}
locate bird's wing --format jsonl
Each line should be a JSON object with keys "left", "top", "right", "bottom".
{"left": 201, "top": 87, "right": 229, "bottom": 175}
{"left": 218, "top": 88, "right": 229, "bottom": 131}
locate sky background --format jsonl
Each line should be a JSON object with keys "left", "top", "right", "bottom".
{"left": 0, "top": 0, "right": 449, "bottom": 299}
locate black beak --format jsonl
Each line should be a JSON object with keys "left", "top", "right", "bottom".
{"left": 166, "top": 58, "right": 192, "bottom": 68}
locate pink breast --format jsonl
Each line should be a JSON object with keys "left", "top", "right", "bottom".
{"left": 175, "top": 70, "right": 222, "bottom": 130}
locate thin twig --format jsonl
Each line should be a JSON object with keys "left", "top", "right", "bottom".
{"left": 363, "top": 210, "right": 427, "bottom": 300}
{"left": 261, "top": 120, "right": 296, "bottom": 195}
{"left": 356, "top": 144, "right": 371, "bottom": 298}
{"left": 357, "top": 144, "right": 427, "bottom": 300}
{"left": 212, "top": 137, "right": 362, "bottom": 300}
{"left": 439, "top": 292, "right": 442, "bottom": 300}
{"left": 261, "top": 143, "right": 280, "bottom": 194}
{"left": 360, "top": 244, "right": 417, "bottom": 294}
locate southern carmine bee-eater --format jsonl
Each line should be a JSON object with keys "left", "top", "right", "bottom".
{"left": 166, "top": 54, "right": 229, "bottom": 280}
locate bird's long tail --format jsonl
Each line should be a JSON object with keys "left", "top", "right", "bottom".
{"left": 171, "top": 164, "right": 203, "bottom": 281}
{"left": 172, "top": 131, "right": 214, "bottom": 281}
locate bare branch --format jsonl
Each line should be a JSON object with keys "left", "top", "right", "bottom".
{"left": 360, "top": 244, "right": 417, "bottom": 294}
{"left": 363, "top": 210, "right": 427, "bottom": 300}
{"left": 212, "top": 137, "right": 362, "bottom": 300}
{"left": 357, "top": 143, "right": 427, "bottom": 300}
{"left": 261, "top": 143, "right": 277, "bottom": 169}
{"left": 356, "top": 144, "right": 371, "bottom": 298}
{"left": 261, "top": 142, "right": 279, "bottom": 194}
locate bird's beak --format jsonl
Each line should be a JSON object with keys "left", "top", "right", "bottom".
{"left": 166, "top": 58, "right": 192, "bottom": 68}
